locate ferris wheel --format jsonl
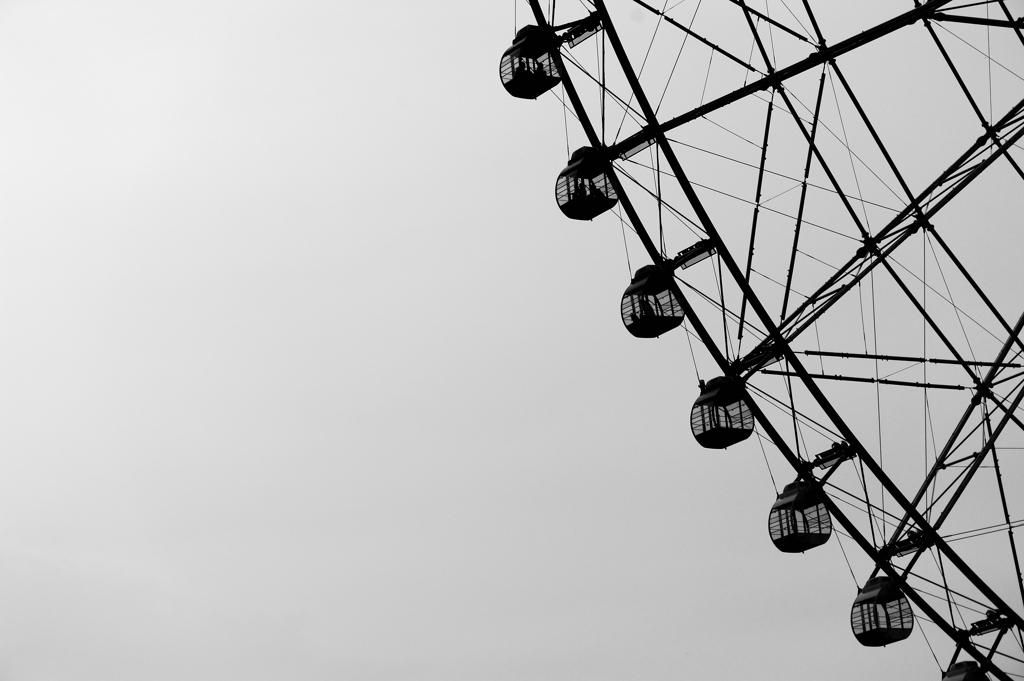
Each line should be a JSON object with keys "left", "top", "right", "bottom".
{"left": 500, "top": 1, "right": 1024, "bottom": 679}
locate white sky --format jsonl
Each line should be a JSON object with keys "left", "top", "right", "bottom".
{"left": 0, "top": 1, "right": 1020, "bottom": 679}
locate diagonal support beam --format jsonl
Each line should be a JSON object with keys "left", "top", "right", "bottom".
{"left": 738, "top": 95, "right": 1024, "bottom": 374}
{"left": 883, "top": 309, "right": 1024, "bottom": 571}
{"left": 607, "top": 0, "right": 956, "bottom": 159}
{"left": 932, "top": 12, "right": 1024, "bottom": 29}
{"left": 627, "top": 0, "right": 760, "bottom": 72}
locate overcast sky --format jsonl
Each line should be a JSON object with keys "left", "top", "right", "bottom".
{"left": 0, "top": 1, "right": 1020, "bottom": 680}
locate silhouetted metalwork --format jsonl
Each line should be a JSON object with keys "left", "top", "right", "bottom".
{"left": 690, "top": 377, "right": 754, "bottom": 449}
{"left": 969, "top": 609, "right": 1011, "bottom": 636}
{"left": 500, "top": 26, "right": 560, "bottom": 99}
{"left": 620, "top": 265, "right": 684, "bottom": 338}
{"left": 944, "top": 661, "right": 991, "bottom": 681}
{"left": 670, "top": 239, "right": 716, "bottom": 271}
{"left": 850, "top": 576, "right": 914, "bottom": 646}
{"left": 555, "top": 147, "right": 618, "bottom": 220}
{"left": 885, "top": 529, "right": 933, "bottom": 558}
{"left": 561, "top": 13, "right": 603, "bottom": 47}
{"left": 507, "top": 1, "right": 1024, "bottom": 676}
{"left": 812, "top": 441, "right": 854, "bottom": 469}
{"left": 768, "top": 480, "right": 832, "bottom": 553}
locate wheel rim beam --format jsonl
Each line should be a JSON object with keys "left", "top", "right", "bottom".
{"left": 605, "top": 0, "right": 958, "bottom": 161}
{"left": 520, "top": 1, "right": 1024, "bottom": 675}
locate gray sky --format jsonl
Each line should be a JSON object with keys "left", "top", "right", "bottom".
{"left": 0, "top": 1, "right": 1020, "bottom": 679}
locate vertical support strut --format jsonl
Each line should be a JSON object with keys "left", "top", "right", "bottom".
{"left": 781, "top": 69, "right": 825, "bottom": 321}
{"left": 990, "top": 433, "right": 1024, "bottom": 617}
{"left": 737, "top": 96, "right": 774, "bottom": 346}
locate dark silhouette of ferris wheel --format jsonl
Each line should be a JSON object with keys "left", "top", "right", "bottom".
{"left": 500, "top": 2, "right": 1024, "bottom": 679}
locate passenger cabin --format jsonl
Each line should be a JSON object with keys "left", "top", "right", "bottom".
{"left": 555, "top": 147, "right": 618, "bottom": 220}
{"left": 850, "top": 576, "right": 914, "bottom": 646}
{"left": 690, "top": 377, "right": 754, "bottom": 449}
{"left": 768, "top": 480, "right": 832, "bottom": 553}
{"left": 943, "top": 661, "right": 989, "bottom": 681}
{"left": 500, "top": 26, "right": 561, "bottom": 99}
{"left": 620, "top": 265, "right": 684, "bottom": 338}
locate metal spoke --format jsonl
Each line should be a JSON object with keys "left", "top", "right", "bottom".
{"left": 506, "top": 2, "right": 1024, "bottom": 676}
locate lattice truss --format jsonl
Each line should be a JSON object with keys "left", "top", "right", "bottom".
{"left": 502, "top": 1, "right": 1024, "bottom": 679}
